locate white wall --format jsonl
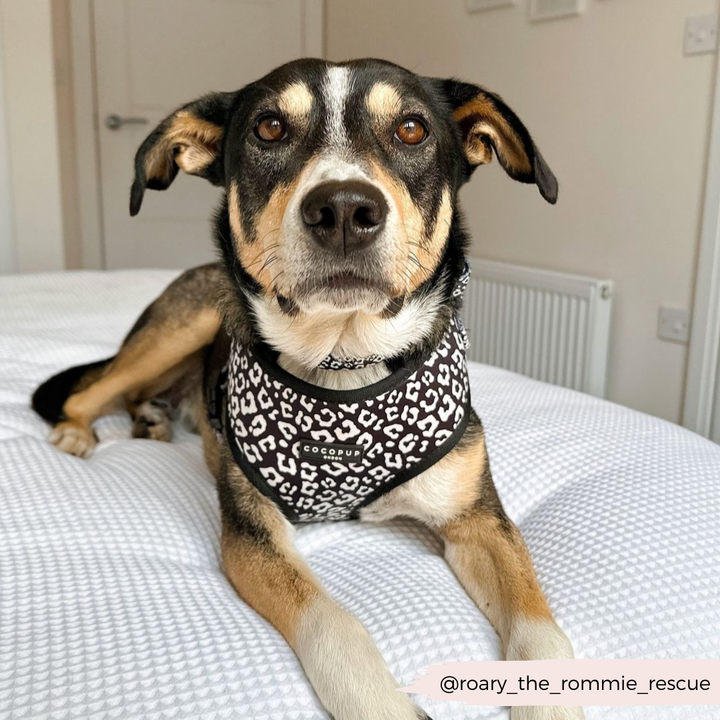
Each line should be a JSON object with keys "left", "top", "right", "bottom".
{"left": 0, "top": 0, "right": 65, "bottom": 273}
{"left": 327, "top": 0, "right": 717, "bottom": 423}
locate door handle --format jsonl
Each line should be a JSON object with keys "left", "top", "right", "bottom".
{"left": 105, "top": 113, "right": 150, "bottom": 131}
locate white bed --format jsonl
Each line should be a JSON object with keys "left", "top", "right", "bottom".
{"left": 1, "top": 271, "right": 719, "bottom": 720}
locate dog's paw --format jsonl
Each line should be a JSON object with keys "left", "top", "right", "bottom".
{"left": 49, "top": 422, "right": 97, "bottom": 458}
{"left": 512, "top": 706, "right": 585, "bottom": 720}
{"left": 132, "top": 400, "right": 173, "bottom": 442}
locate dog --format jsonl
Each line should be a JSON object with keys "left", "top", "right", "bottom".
{"left": 32, "top": 58, "right": 583, "bottom": 720}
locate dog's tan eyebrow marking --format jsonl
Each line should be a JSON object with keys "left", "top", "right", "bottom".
{"left": 366, "top": 82, "right": 402, "bottom": 120}
{"left": 278, "top": 82, "right": 314, "bottom": 121}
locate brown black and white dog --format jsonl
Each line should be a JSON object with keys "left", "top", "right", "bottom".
{"left": 33, "top": 59, "right": 583, "bottom": 720}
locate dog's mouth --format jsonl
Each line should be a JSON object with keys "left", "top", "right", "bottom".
{"left": 289, "top": 271, "right": 395, "bottom": 311}
{"left": 295, "top": 271, "right": 387, "bottom": 294}
{"left": 324, "top": 273, "right": 385, "bottom": 291}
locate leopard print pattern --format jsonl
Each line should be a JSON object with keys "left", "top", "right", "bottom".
{"left": 225, "top": 315, "right": 471, "bottom": 522}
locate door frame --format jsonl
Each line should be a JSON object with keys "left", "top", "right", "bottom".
{"left": 684, "top": 44, "right": 720, "bottom": 439}
{"left": 68, "top": 0, "right": 324, "bottom": 271}
{"left": 0, "top": 0, "right": 17, "bottom": 273}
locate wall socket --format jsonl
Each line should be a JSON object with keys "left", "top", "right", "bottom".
{"left": 684, "top": 15, "right": 718, "bottom": 56}
{"left": 658, "top": 307, "right": 691, "bottom": 344}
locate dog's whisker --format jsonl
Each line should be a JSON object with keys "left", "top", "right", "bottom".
{"left": 245, "top": 250, "right": 278, "bottom": 270}
{"left": 253, "top": 228, "right": 282, "bottom": 244}
{"left": 269, "top": 269, "right": 285, "bottom": 287}
{"left": 409, "top": 253, "right": 429, "bottom": 273}
{"left": 260, "top": 255, "right": 278, "bottom": 272}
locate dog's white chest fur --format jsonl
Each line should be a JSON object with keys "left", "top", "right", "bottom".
{"left": 248, "top": 284, "right": 444, "bottom": 390}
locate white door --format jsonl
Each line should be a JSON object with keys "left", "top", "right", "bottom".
{"left": 94, "top": 0, "right": 322, "bottom": 270}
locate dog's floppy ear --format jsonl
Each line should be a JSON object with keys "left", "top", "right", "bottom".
{"left": 435, "top": 79, "right": 558, "bottom": 204}
{"left": 130, "top": 92, "right": 237, "bottom": 216}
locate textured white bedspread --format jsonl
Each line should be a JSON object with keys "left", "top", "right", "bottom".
{"left": 1, "top": 271, "right": 719, "bottom": 720}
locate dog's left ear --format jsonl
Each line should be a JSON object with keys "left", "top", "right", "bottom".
{"left": 130, "top": 91, "right": 237, "bottom": 216}
{"left": 434, "top": 79, "right": 558, "bottom": 204}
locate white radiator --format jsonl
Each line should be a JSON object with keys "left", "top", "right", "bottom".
{"left": 463, "top": 259, "right": 613, "bottom": 397}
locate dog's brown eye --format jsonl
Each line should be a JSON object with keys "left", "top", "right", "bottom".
{"left": 255, "top": 115, "right": 286, "bottom": 142}
{"left": 395, "top": 118, "right": 427, "bottom": 145}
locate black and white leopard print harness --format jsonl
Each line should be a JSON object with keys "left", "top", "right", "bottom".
{"left": 208, "top": 268, "right": 472, "bottom": 523}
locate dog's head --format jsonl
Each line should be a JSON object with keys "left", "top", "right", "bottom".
{"left": 130, "top": 58, "right": 556, "bottom": 316}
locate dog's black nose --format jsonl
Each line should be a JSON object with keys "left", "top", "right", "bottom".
{"left": 301, "top": 180, "right": 387, "bottom": 254}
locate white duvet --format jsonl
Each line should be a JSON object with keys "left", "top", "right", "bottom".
{"left": 1, "top": 271, "right": 719, "bottom": 720}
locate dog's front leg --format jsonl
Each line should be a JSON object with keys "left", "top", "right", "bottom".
{"left": 219, "top": 466, "right": 429, "bottom": 720}
{"left": 438, "top": 482, "right": 584, "bottom": 720}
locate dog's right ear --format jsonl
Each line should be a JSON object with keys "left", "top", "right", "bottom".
{"left": 130, "top": 92, "right": 237, "bottom": 216}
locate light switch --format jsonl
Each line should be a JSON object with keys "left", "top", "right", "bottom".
{"left": 684, "top": 15, "right": 718, "bottom": 56}
{"left": 658, "top": 307, "right": 691, "bottom": 344}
